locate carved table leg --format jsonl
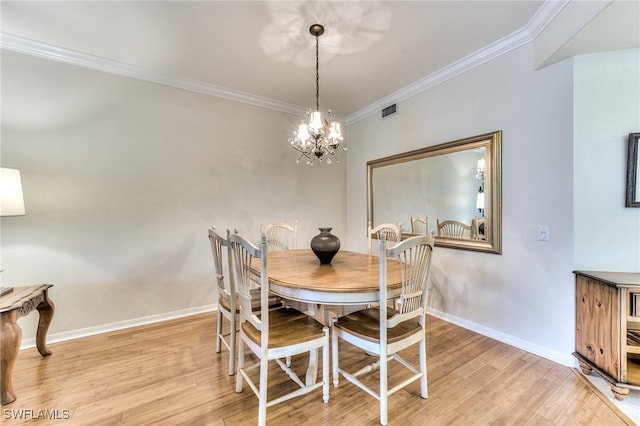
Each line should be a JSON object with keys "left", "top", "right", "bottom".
{"left": 35, "top": 290, "right": 54, "bottom": 357}
{"left": 610, "top": 384, "right": 630, "bottom": 401}
{"left": 1, "top": 311, "right": 22, "bottom": 405}
{"left": 577, "top": 359, "right": 593, "bottom": 376}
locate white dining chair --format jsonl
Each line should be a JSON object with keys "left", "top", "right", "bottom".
{"left": 410, "top": 216, "right": 429, "bottom": 234}
{"left": 208, "top": 227, "right": 238, "bottom": 376}
{"left": 367, "top": 221, "right": 402, "bottom": 256}
{"left": 436, "top": 219, "right": 472, "bottom": 239}
{"left": 230, "top": 231, "right": 330, "bottom": 426}
{"left": 208, "top": 227, "right": 282, "bottom": 376}
{"left": 332, "top": 233, "right": 435, "bottom": 425}
{"left": 261, "top": 221, "right": 297, "bottom": 251}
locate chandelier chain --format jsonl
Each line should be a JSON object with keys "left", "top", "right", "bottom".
{"left": 315, "top": 33, "right": 320, "bottom": 111}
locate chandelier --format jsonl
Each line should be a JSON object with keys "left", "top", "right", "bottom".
{"left": 290, "top": 24, "right": 344, "bottom": 165}
{"left": 474, "top": 156, "right": 485, "bottom": 180}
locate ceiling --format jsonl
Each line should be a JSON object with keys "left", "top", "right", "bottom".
{"left": 1, "top": 1, "right": 638, "bottom": 122}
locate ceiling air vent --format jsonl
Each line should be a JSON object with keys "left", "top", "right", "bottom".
{"left": 381, "top": 104, "right": 397, "bottom": 119}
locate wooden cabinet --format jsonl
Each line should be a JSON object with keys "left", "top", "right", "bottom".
{"left": 573, "top": 271, "right": 640, "bottom": 400}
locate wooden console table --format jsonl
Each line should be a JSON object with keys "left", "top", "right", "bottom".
{"left": 0, "top": 284, "right": 54, "bottom": 405}
{"left": 573, "top": 271, "right": 640, "bottom": 400}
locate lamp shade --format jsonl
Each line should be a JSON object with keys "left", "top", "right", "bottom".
{"left": 0, "top": 168, "right": 26, "bottom": 216}
{"left": 476, "top": 192, "right": 485, "bottom": 210}
{"left": 309, "top": 111, "right": 323, "bottom": 132}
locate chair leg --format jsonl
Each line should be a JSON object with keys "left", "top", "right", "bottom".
{"left": 331, "top": 328, "right": 339, "bottom": 387}
{"left": 235, "top": 336, "right": 245, "bottom": 393}
{"left": 322, "top": 327, "right": 329, "bottom": 403}
{"left": 228, "top": 315, "right": 237, "bottom": 376}
{"left": 258, "top": 356, "right": 269, "bottom": 426}
{"left": 419, "top": 337, "right": 428, "bottom": 399}
{"left": 306, "top": 348, "right": 319, "bottom": 384}
{"left": 380, "top": 349, "right": 388, "bottom": 426}
{"left": 216, "top": 310, "right": 222, "bottom": 353}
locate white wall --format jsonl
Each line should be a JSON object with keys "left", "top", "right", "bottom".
{"left": 0, "top": 51, "right": 346, "bottom": 339}
{"left": 346, "top": 43, "right": 576, "bottom": 365}
{"left": 574, "top": 48, "right": 640, "bottom": 271}
{"left": 4, "top": 41, "right": 636, "bottom": 367}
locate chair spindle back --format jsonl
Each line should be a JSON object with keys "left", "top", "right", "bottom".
{"left": 410, "top": 217, "right": 429, "bottom": 235}
{"left": 228, "top": 231, "right": 268, "bottom": 334}
{"left": 209, "top": 227, "right": 232, "bottom": 306}
{"left": 436, "top": 219, "right": 471, "bottom": 239}
{"left": 262, "top": 221, "right": 297, "bottom": 251}
{"left": 381, "top": 233, "right": 435, "bottom": 327}
{"left": 368, "top": 221, "right": 402, "bottom": 255}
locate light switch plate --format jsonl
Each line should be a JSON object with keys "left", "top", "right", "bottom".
{"left": 538, "top": 225, "right": 550, "bottom": 241}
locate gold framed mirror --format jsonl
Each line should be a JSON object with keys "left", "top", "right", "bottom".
{"left": 626, "top": 132, "right": 640, "bottom": 207}
{"left": 367, "top": 130, "right": 502, "bottom": 254}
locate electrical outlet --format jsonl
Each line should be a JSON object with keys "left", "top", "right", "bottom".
{"left": 537, "top": 225, "right": 550, "bottom": 241}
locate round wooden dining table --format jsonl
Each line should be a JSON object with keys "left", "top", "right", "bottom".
{"left": 249, "top": 249, "right": 403, "bottom": 385}
{"left": 251, "top": 249, "right": 403, "bottom": 306}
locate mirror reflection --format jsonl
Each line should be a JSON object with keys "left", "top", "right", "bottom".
{"left": 367, "top": 131, "right": 502, "bottom": 254}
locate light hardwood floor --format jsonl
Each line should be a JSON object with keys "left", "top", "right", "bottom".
{"left": 4, "top": 312, "right": 633, "bottom": 425}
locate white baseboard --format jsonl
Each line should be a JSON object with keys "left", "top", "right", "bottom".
{"left": 20, "top": 304, "right": 217, "bottom": 350}
{"left": 425, "top": 307, "right": 576, "bottom": 367}
{"left": 20, "top": 303, "right": 573, "bottom": 368}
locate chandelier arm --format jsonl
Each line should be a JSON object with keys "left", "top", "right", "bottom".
{"left": 314, "top": 134, "right": 321, "bottom": 156}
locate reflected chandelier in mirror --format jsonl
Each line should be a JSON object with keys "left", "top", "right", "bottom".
{"left": 367, "top": 131, "right": 502, "bottom": 254}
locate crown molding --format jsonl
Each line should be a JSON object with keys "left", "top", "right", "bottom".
{"left": 526, "top": 0, "right": 571, "bottom": 40}
{"left": 0, "top": 32, "right": 308, "bottom": 117}
{"left": 0, "top": 0, "right": 569, "bottom": 125}
{"left": 345, "top": 0, "right": 570, "bottom": 125}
